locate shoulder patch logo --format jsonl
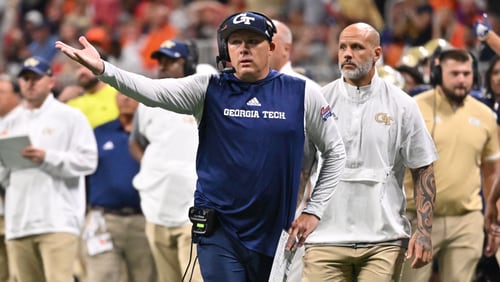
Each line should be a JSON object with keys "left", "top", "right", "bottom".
{"left": 321, "top": 105, "right": 333, "bottom": 121}
{"left": 246, "top": 97, "right": 261, "bottom": 106}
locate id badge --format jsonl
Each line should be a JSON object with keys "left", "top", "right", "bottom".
{"left": 86, "top": 232, "right": 113, "bottom": 256}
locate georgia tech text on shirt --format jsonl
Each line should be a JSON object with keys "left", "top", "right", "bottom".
{"left": 223, "top": 108, "right": 286, "bottom": 119}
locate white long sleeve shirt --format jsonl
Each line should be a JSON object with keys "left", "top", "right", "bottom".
{"left": 0, "top": 95, "right": 97, "bottom": 240}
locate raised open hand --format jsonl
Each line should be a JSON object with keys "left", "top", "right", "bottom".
{"left": 55, "top": 36, "right": 105, "bottom": 74}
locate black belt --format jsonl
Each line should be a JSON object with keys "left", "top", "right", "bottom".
{"left": 91, "top": 206, "right": 142, "bottom": 216}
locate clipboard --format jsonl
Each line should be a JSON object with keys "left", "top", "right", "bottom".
{"left": 0, "top": 135, "right": 37, "bottom": 169}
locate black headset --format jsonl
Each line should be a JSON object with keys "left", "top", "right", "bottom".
{"left": 216, "top": 11, "right": 276, "bottom": 72}
{"left": 430, "top": 48, "right": 481, "bottom": 90}
{"left": 184, "top": 39, "right": 199, "bottom": 76}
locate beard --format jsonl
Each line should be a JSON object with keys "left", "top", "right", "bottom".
{"left": 441, "top": 84, "right": 470, "bottom": 105}
{"left": 339, "top": 59, "right": 373, "bottom": 80}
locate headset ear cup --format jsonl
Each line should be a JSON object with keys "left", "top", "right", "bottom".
{"left": 431, "top": 64, "right": 442, "bottom": 86}
{"left": 217, "top": 16, "right": 231, "bottom": 64}
{"left": 429, "top": 46, "right": 443, "bottom": 87}
{"left": 219, "top": 37, "right": 229, "bottom": 63}
{"left": 185, "top": 40, "right": 199, "bottom": 76}
{"left": 471, "top": 53, "right": 480, "bottom": 90}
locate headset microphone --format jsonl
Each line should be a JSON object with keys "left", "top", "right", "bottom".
{"left": 222, "top": 67, "right": 235, "bottom": 73}
{"left": 216, "top": 56, "right": 235, "bottom": 73}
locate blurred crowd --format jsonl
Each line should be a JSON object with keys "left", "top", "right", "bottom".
{"left": 0, "top": 0, "right": 498, "bottom": 88}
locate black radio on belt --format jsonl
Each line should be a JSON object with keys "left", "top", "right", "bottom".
{"left": 189, "top": 206, "right": 216, "bottom": 236}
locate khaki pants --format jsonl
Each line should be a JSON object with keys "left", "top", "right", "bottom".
{"left": 302, "top": 245, "right": 405, "bottom": 282}
{"left": 145, "top": 221, "right": 202, "bottom": 282}
{"left": 7, "top": 232, "right": 78, "bottom": 282}
{"left": 84, "top": 213, "right": 156, "bottom": 282}
{"left": 0, "top": 234, "right": 8, "bottom": 282}
{"left": 0, "top": 216, "right": 12, "bottom": 282}
{"left": 401, "top": 211, "right": 484, "bottom": 282}
{"left": 497, "top": 250, "right": 500, "bottom": 270}
{"left": 73, "top": 238, "right": 87, "bottom": 282}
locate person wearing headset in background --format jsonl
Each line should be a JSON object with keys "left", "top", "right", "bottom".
{"left": 128, "top": 39, "right": 206, "bottom": 282}
{"left": 56, "top": 11, "right": 346, "bottom": 282}
{"left": 400, "top": 48, "right": 500, "bottom": 282}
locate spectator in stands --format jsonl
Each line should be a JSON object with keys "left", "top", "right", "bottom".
{"left": 24, "top": 10, "right": 59, "bottom": 62}
{"left": 140, "top": 3, "right": 177, "bottom": 72}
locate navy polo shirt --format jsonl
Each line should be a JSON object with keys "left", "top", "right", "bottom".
{"left": 89, "top": 119, "right": 141, "bottom": 210}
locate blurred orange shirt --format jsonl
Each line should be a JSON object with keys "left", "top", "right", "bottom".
{"left": 428, "top": 0, "right": 457, "bottom": 11}
{"left": 449, "top": 22, "right": 467, "bottom": 49}
{"left": 140, "top": 25, "right": 178, "bottom": 70}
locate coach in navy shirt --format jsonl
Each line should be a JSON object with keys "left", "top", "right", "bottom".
{"left": 56, "top": 11, "right": 346, "bottom": 282}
